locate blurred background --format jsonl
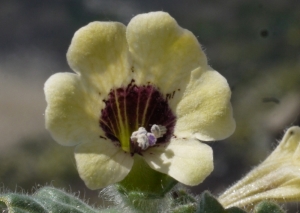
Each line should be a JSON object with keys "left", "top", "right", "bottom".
{"left": 0, "top": 0, "right": 299, "bottom": 210}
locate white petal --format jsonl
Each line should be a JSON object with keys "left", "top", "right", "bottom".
{"left": 219, "top": 126, "right": 300, "bottom": 208}
{"left": 175, "top": 67, "right": 235, "bottom": 141}
{"left": 44, "top": 72, "right": 103, "bottom": 146}
{"left": 67, "top": 21, "right": 132, "bottom": 95}
{"left": 127, "top": 12, "right": 207, "bottom": 107}
{"left": 75, "top": 140, "right": 133, "bottom": 189}
{"left": 143, "top": 138, "right": 213, "bottom": 186}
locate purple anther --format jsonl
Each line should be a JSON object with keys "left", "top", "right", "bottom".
{"left": 147, "top": 133, "right": 157, "bottom": 146}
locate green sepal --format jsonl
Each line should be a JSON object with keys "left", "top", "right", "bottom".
{"left": 0, "top": 187, "right": 109, "bottom": 213}
{"left": 34, "top": 187, "right": 98, "bottom": 213}
{"left": 113, "top": 189, "right": 170, "bottom": 213}
{"left": 172, "top": 188, "right": 197, "bottom": 205}
{"left": 170, "top": 188, "right": 197, "bottom": 213}
{"left": 197, "top": 191, "right": 247, "bottom": 213}
{"left": 172, "top": 203, "right": 197, "bottom": 213}
{"left": 197, "top": 191, "right": 225, "bottom": 213}
{"left": 117, "top": 155, "right": 177, "bottom": 198}
{"left": 253, "top": 201, "right": 285, "bottom": 213}
{"left": 0, "top": 194, "right": 47, "bottom": 213}
{"left": 226, "top": 207, "right": 247, "bottom": 213}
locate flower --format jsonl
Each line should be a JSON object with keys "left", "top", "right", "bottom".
{"left": 44, "top": 12, "right": 235, "bottom": 190}
{"left": 219, "top": 126, "right": 300, "bottom": 209}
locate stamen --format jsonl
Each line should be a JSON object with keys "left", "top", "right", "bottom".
{"left": 130, "top": 125, "right": 167, "bottom": 150}
{"left": 151, "top": 124, "right": 167, "bottom": 138}
{"left": 147, "top": 133, "right": 156, "bottom": 146}
{"left": 136, "top": 133, "right": 149, "bottom": 150}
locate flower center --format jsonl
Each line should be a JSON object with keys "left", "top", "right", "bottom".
{"left": 99, "top": 80, "right": 176, "bottom": 154}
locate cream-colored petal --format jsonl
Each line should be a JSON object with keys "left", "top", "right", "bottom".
{"left": 67, "top": 21, "right": 131, "bottom": 94}
{"left": 127, "top": 12, "right": 207, "bottom": 106}
{"left": 44, "top": 72, "right": 103, "bottom": 146}
{"left": 75, "top": 140, "right": 133, "bottom": 190}
{"left": 143, "top": 138, "right": 213, "bottom": 186}
{"left": 219, "top": 127, "right": 300, "bottom": 208}
{"left": 219, "top": 166, "right": 300, "bottom": 208}
{"left": 174, "top": 67, "right": 235, "bottom": 141}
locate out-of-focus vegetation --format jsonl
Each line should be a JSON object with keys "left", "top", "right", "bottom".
{"left": 0, "top": 136, "right": 101, "bottom": 203}
{"left": 0, "top": 0, "right": 299, "bottom": 210}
